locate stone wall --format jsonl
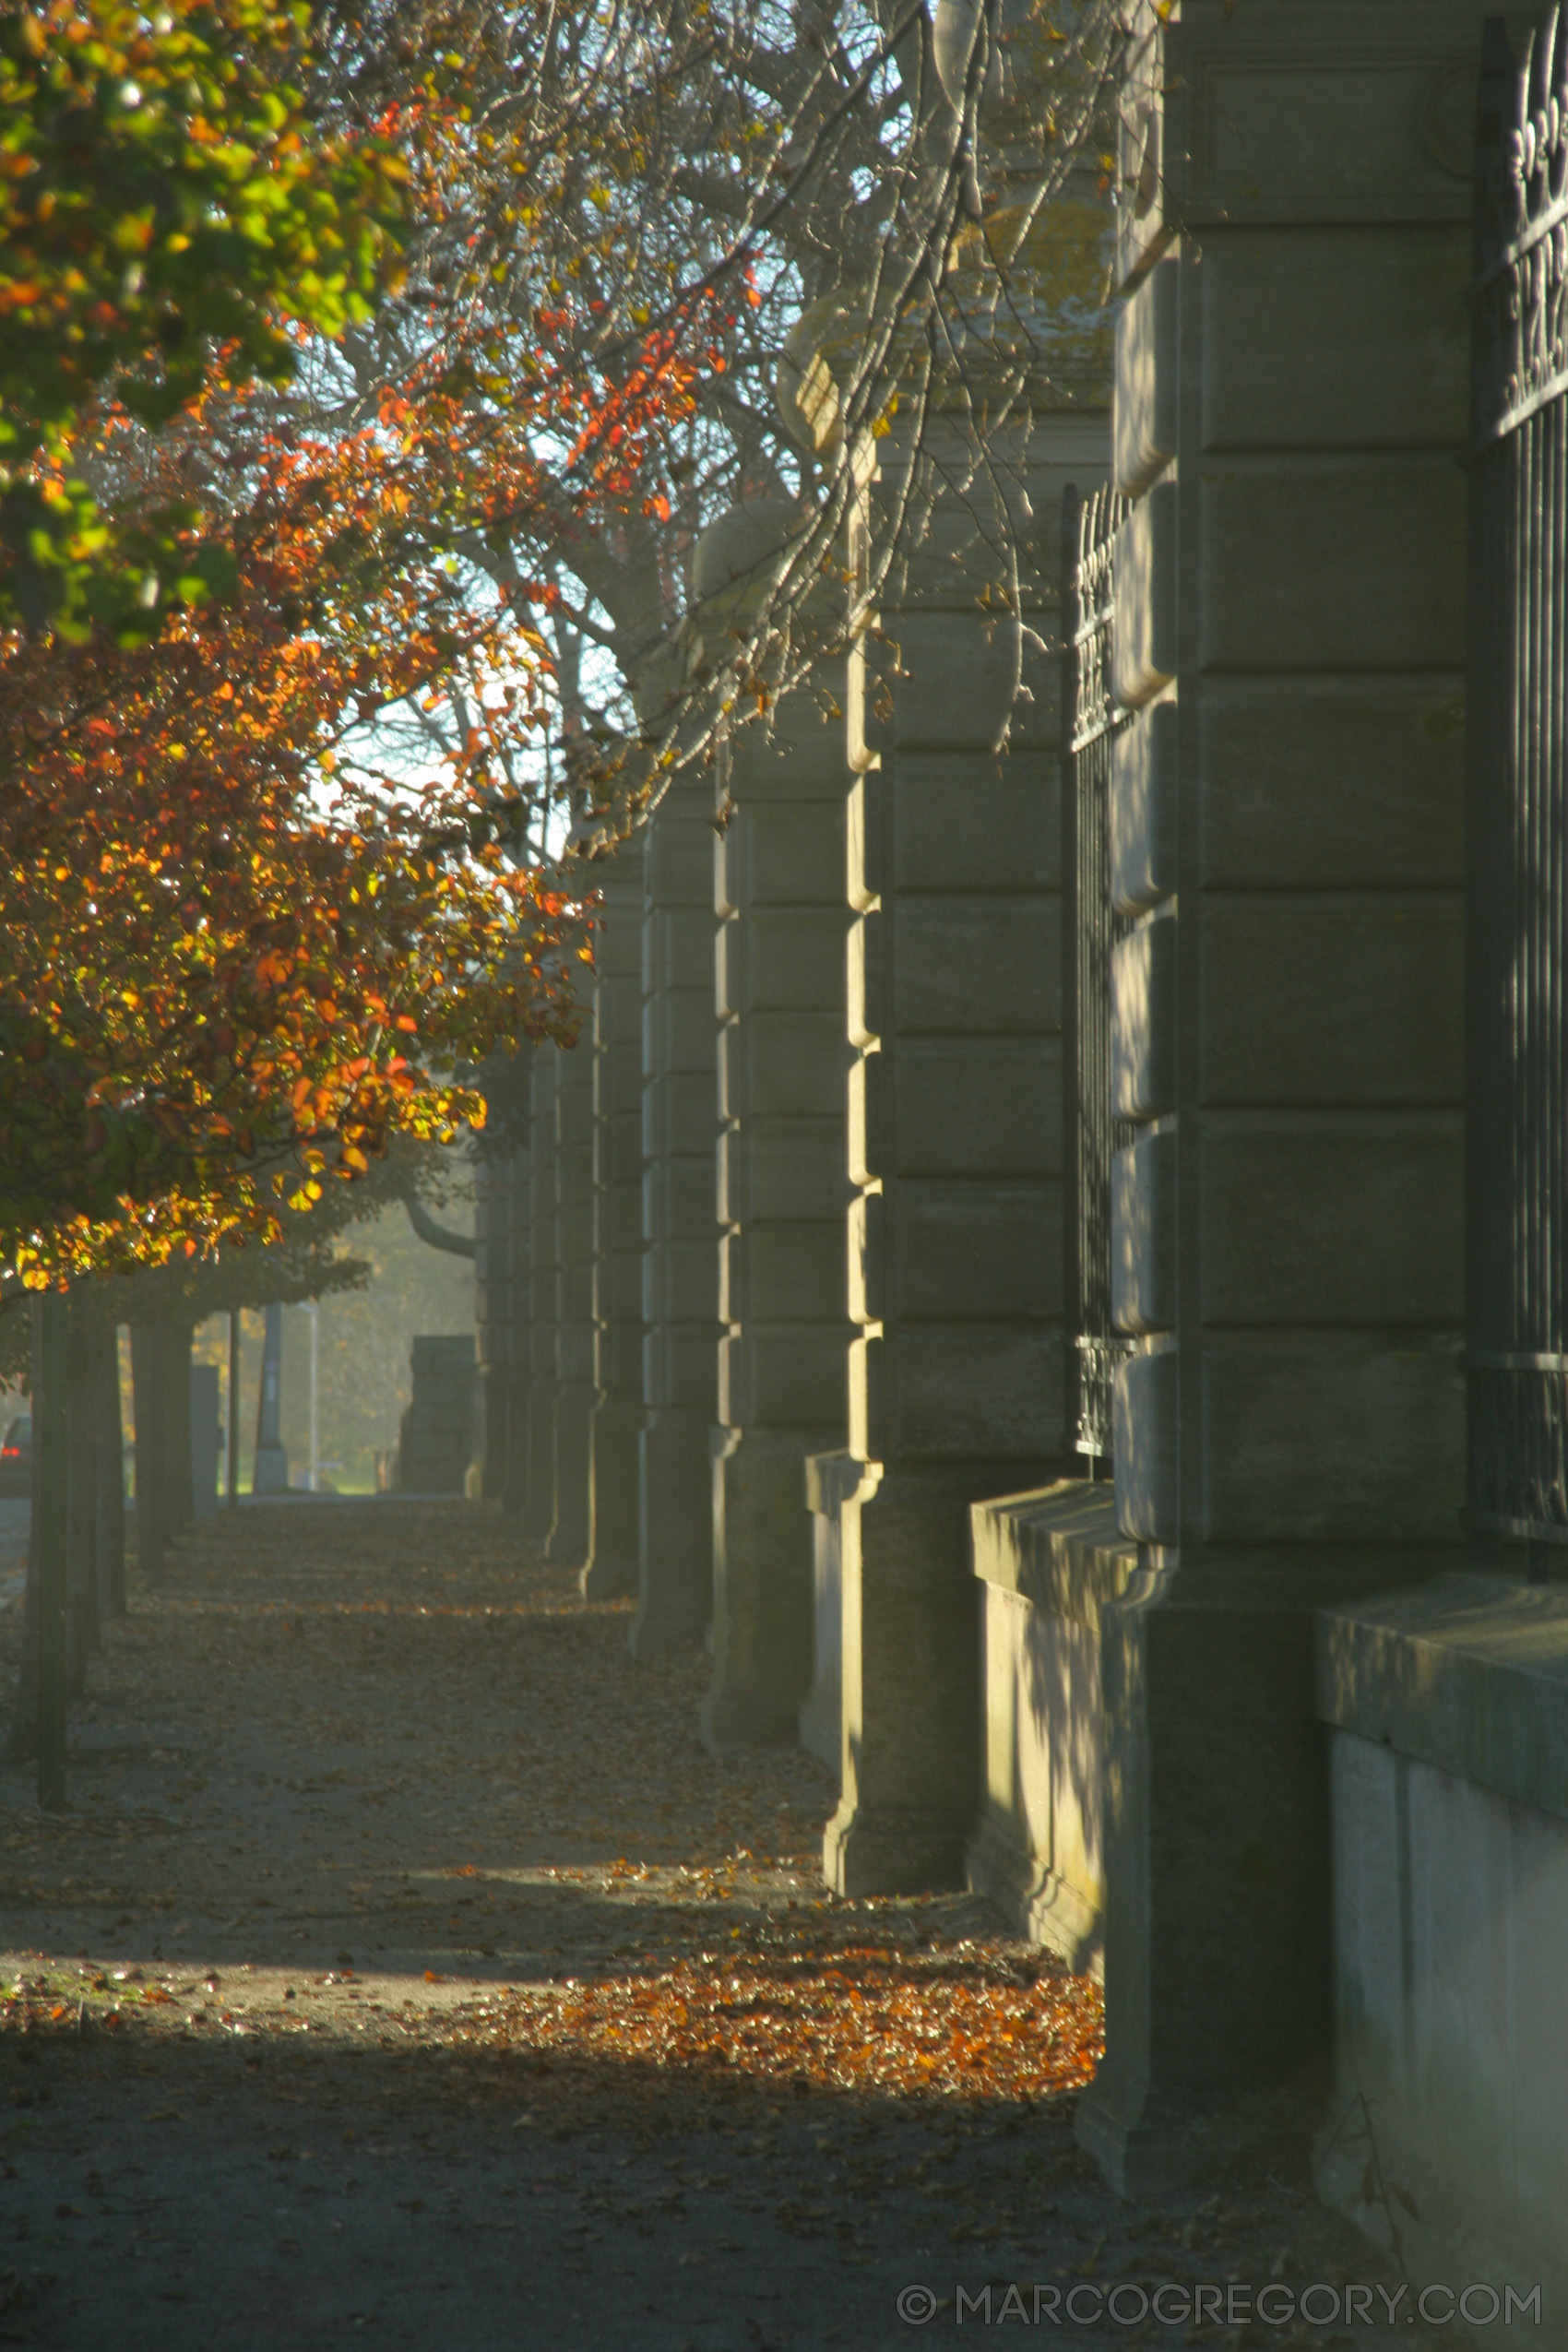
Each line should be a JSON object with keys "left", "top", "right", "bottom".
{"left": 1315, "top": 1579, "right": 1568, "bottom": 2338}
{"left": 398, "top": 1335, "right": 476, "bottom": 1495}
{"left": 967, "top": 1483, "right": 1134, "bottom": 1976}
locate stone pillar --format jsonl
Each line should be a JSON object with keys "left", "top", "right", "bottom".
{"left": 816, "top": 410, "right": 1099, "bottom": 1896}
{"left": 1073, "top": 0, "right": 1478, "bottom": 2192}
{"left": 473, "top": 1148, "right": 516, "bottom": 1502}
{"left": 501, "top": 1146, "right": 531, "bottom": 1516}
{"left": 546, "top": 1038, "right": 595, "bottom": 1568}
{"left": 585, "top": 837, "right": 647, "bottom": 1600}
{"left": 520, "top": 1050, "right": 559, "bottom": 1550}
{"left": 633, "top": 774, "right": 719, "bottom": 1656}
{"left": 699, "top": 685, "right": 853, "bottom": 1752}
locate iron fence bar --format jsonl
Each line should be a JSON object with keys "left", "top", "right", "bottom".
{"left": 1467, "top": 10, "right": 1568, "bottom": 1565}
{"left": 1063, "top": 481, "right": 1134, "bottom": 1465}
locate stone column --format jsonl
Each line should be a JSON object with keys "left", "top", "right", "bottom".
{"left": 501, "top": 1146, "right": 531, "bottom": 1515}
{"left": 520, "top": 1050, "right": 559, "bottom": 1550}
{"left": 472, "top": 1149, "right": 516, "bottom": 1502}
{"left": 816, "top": 410, "right": 1099, "bottom": 1897}
{"left": 585, "top": 837, "right": 647, "bottom": 1600}
{"left": 1072, "top": 0, "right": 1479, "bottom": 2192}
{"left": 546, "top": 1037, "right": 596, "bottom": 1567}
{"left": 633, "top": 774, "right": 719, "bottom": 1656}
{"left": 700, "top": 683, "right": 853, "bottom": 1752}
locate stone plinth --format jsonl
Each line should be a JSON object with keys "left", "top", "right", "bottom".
{"left": 819, "top": 413, "right": 1103, "bottom": 1896}
{"left": 1075, "top": 0, "right": 1480, "bottom": 2193}
{"left": 546, "top": 1038, "right": 596, "bottom": 1570}
{"left": 586, "top": 839, "right": 647, "bottom": 1600}
{"left": 634, "top": 776, "right": 719, "bottom": 1656}
{"left": 699, "top": 688, "right": 852, "bottom": 1753}
{"left": 521, "top": 1050, "right": 559, "bottom": 1550}
{"left": 967, "top": 1481, "right": 1135, "bottom": 1977}
{"left": 398, "top": 1335, "right": 475, "bottom": 1494}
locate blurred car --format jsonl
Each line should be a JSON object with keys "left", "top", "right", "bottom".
{"left": 0, "top": 1415, "right": 30, "bottom": 1499}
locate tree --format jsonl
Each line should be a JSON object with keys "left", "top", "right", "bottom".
{"left": 0, "top": 0, "right": 409, "bottom": 636}
{"left": 292, "top": 1, "right": 1119, "bottom": 855}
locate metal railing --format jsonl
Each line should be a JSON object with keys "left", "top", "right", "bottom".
{"left": 1467, "top": 11, "right": 1568, "bottom": 1566}
{"left": 1063, "top": 484, "right": 1134, "bottom": 1465}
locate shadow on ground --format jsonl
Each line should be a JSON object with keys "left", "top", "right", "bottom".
{"left": 0, "top": 1505, "right": 1420, "bottom": 2352}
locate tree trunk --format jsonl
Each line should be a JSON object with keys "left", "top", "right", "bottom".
{"left": 95, "top": 1321, "right": 126, "bottom": 1621}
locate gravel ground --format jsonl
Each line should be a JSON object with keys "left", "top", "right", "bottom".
{"left": 0, "top": 1502, "right": 1428, "bottom": 2352}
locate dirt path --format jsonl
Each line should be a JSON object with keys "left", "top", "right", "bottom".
{"left": 0, "top": 1503, "right": 1423, "bottom": 2352}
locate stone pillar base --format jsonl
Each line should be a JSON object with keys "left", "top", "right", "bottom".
{"left": 965, "top": 1807, "right": 1103, "bottom": 1979}
{"left": 580, "top": 1393, "right": 642, "bottom": 1600}
{"left": 798, "top": 1450, "right": 858, "bottom": 1772}
{"left": 632, "top": 1414, "right": 712, "bottom": 1655}
{"left": 823, "top": 1462, "right": 1051, "bottom": 1897}
{"left": 1072, "top": 1558, "right": 1448, "bottom": 2194}
{"left": 520, "top": 1384, "right": 556, "bottom": 1549}
{"left": 1076, "top": 2078, "right": 1299, "bottom": 2199}
{"left": 823, "top": 1795, "right": 968, "bottom": 1899}
{"left": 700, "top": 1426, "right": 835, "bottom": 1754}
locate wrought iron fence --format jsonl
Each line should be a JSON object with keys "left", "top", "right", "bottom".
{"left": 1467, "top": 12, "right": 1568, "bottom": 1568}
{"left": 1063, "top": 484, "right": 1134, "bottom": 1463}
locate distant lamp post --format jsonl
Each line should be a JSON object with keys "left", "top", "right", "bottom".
{"left": 252, "top": 1302, "right": 289, "bottom": 1495}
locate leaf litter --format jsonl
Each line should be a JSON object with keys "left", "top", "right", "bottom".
{"left": 0, "top": 1501, "right": 1100, "bottom": 2108}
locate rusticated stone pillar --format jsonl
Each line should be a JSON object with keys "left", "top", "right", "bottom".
{"left": 1071, "top": 0, "right": 1476, "bottom": 2195}
{"left": 500, "top": 1146, "right": 531, "bottom": 1516}
{"left": 473, "top": 1148, "right": 517, "bottom": 1502}
{"left": 546, "top": 1037, "right": 595, "bottom": 1569}
{"left": 633, "top": 775, "right": 719, "bottom": 1656}
{"left": 520, "top": 1050, "right": 559, "bottom": 1550}
{"left": 816, "top": 413, "right": 1095, "bottom": 1896}
{"left": 584, "top": 838, "right": 647, "bottom": 1600}
{"left": 700, "top": 686, "right": 852, "bottom": 1752}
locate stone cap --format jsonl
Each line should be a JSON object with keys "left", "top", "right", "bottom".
{"left": 804, "top": 1448, "right": 873, "bottom": 1515}
{"left": 1316, "top": 1572, "right": 1568, "bottom": 1824}
{"left": 969, "top": 1478, "right": 1136, "bottom": 1632}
